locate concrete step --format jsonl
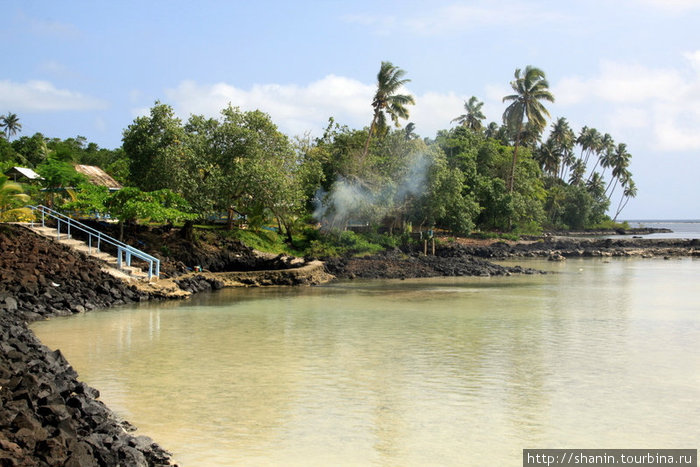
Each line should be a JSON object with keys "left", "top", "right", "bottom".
{"left": 22, "top": 224, "right": 152, "bottom": 282}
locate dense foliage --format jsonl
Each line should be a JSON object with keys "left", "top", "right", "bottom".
{"left": 1, "top": 62, "right": 636, "bottom": 243}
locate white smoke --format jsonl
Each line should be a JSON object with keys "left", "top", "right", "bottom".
{"left": 313, "top": 152, "right": 431, "bottom": 231}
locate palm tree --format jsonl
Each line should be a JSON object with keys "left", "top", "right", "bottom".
{"left": 361, "top": 61, "right": 416, "bottom": 161}
{"left": 536, "top": 138, "right": 559, "bottom": 177}
{"left": 452, "top": 96, "right": 486, "bottom": 131}
{"left": 547, "top": 117, "right": 575, "bottom": 180}
{"left": 1, "top": 113, "right": 22, "bottom": 140}
{"left": 587, "top": 132, "right": 614, "bottom": 183}
{"left": 613, "top": 178, "right": 637, "bottom": 222}
{"left": 606, "top": 143, "right": 631, "bottom": 200}
{"left": 568, "top": 159, "right": 586, "bottom": 186}
{"left": 577, "top": 126, "right": 601, "bottom": 169}
{"left": 484, "top": 122, "right": 500, "bottom": 139}
{"left": 502, "top": 66, "right": 555, "bottom": 192}
{"left": 0, "top": 175, "right": 32, "bottom": 221}
{"left": 403, "top": 122, "right": 418, "bottom": 140}
{"left": 586, "top": 172, "right": 606, "bottom": 199}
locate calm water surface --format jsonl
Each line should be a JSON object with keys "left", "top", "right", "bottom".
{"left": 32, "top": 258, "right": 700, "bottom": 466}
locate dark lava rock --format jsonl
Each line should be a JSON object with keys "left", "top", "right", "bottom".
{"left": 0, "top": 225, "right": 176, "bottom": 466}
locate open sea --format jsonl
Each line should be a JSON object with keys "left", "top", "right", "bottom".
{"left": 623, "top": 219, "right": 700, "bottom": 239}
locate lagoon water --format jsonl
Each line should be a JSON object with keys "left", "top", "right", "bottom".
{"left": 32, "top": 258, "right": 700, "bottom": 466}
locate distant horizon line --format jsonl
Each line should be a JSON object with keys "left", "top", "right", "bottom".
{"left": 624, "top": 219, "right": 700, "bottom": 223}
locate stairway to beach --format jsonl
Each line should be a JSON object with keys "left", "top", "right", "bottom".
{"left": 21, "top": 224, "right": 152, "bottom": 282}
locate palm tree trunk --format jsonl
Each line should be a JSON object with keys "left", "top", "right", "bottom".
{"left": 508, "top": 121, "right": 523, "bottom": 193}
{"left": 586, "top": 154, "right": 601, "bottom": 183}
{"left": 606, "top": 178, "right": 619, "bottom": 201}
{"left": 613, "top": 195, "right": 630, "bottom": 222}
{"left": 361, "top": 112, "right": 379, "bottom": 163}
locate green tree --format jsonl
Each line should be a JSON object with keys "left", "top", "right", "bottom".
{"left": 213, "top": 106, "right": 302, "bottom": 233}
{"left": 1, "top": 113, "right": 22, "bottom": 140}
{"left": 36, "top": 158, "right": 88, "bottom": 190}
{"left": 105, "top": 187, "right": 195, "bottom": 240}
{"left": 452, "top": 96, "right": 486, "bottom": 131}
{"left": 122, "top": 102, "right": 186, "bottom": 192}
{"left": 502, "top": 66, "right": 554, "bottom": 192}
{"left": 361, "top": 61, "right": 415, "bottom": 162}
{"left": 12, "top": 133, "right": 50, "bottom": 167}
{"left": 61, "top": 183, "right": 110, "bottom": 216}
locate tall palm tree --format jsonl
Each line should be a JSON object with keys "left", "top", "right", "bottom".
{"left": 502, "top": 66, "right": 555, "bottom": 192}
{"left": 536, "top": 138, "right": 559, "bottom": 177}
{"left": 613, "top": 178, "right": 637, "bottom": 222}
{"left": 587, "top": 132, "right": 614, "bottom": 183}
{"left": 568, "top": 159, "right": 586, "bottom": 186}
{"left": 606, "top": 143, "right": 631, "bottom": 200}
{"left": 452, "top": 96, "right": 486, "bottom": 131}
{"left": 1, "top": 113, "right": 22, "bottom": 140}
{"left": 548, "top": 117, "right": 575, "bottom": 180}
{"left": 361, "top": 61, "right": 415, "bottom": 161}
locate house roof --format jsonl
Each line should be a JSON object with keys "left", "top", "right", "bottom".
{"left": 74, "top": 165, "right": 122, "bottom": 190}
{"left": 5, "top": 166, "right": 43, "bottom": 181}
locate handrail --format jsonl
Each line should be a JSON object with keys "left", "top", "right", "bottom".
{"left": 26, "top": 205, "right": 160, "bottom": 280}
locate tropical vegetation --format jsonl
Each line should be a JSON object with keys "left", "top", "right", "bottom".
{"left": 0, "top": 61, "right": 636, "bottom": 253}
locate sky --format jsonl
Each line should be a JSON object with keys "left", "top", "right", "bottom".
{"left": 2, "top": 0, "right": 699, "bottom": 220}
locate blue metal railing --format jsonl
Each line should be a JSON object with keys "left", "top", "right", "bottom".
{"left": 27, "top": 205, "right": 160, "bottom": 280}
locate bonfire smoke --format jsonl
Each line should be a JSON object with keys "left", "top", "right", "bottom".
{"left": 314, "top": 152, "right": 431, "bottom": 231}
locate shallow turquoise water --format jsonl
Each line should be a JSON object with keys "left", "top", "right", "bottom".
{"left": 33, "top": 258, "right": 700, "bottom": 466}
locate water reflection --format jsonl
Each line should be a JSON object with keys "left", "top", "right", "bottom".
{"left": 33, "top": 258, "right": 700, "bottom": 466}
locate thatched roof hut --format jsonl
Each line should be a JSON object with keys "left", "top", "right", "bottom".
{"left": 74, "top": 165, "right": 121, "bottom": 191}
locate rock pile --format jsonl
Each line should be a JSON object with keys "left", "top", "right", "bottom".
{"left": 0, "top": 312, "right": 172, "bottom": 466}
{"left": 0, "top": 225, "right": 175, "bottom": 466}
{"left": 324, "top": 249, "right": 541, "bottom": 280}
{"left": 439, "top": 238, "right": 700, "bottom": 260}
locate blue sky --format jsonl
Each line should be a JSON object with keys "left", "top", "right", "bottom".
{"left": 2, "top": 0, "right": 699, "bottom": 219}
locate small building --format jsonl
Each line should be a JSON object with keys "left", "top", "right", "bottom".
{"left": 4, "top": 167, "right": 43, "bottom": 183}
{"left": 74, "top": 165, "right": 121, "bottom": 191}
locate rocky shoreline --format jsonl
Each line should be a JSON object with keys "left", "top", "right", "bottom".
{"left": 2, "top": 223, "right": 698, "bottom": 466}
{"left": 1, "top": 225, "right": 176, "bottom": 466}
{"left": 442, "top": 236, "right": 700, "bottom": 260}
{"left": 322, "top": 237, "right": 698, "bottom": 280}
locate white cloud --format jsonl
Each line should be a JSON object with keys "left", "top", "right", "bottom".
{"left": 165, "top": 76, "right": 374, "bottom": 136}
{"left": 553, "top": 61, "right": 686, "bottom": 105}
{"left": 410, "top": 91, "right": 466, "bottom": 135}
{"left": 162, "top": 76, "right": 474, "bottom": 138}
{"left": 0, "top": 80, "right": 108, "bottom": 112}
{"left": 552, "top": 55, "right": 700, "bottom": 151}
